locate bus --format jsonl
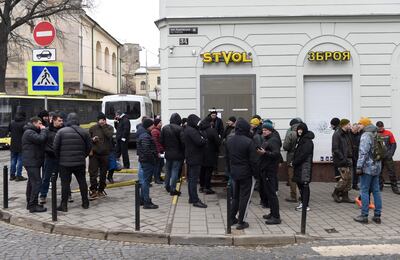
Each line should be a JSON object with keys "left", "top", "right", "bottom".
{"left": 102, "top": 94, "right": 154, "bottom": 142}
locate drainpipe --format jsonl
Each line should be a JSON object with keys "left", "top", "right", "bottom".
{"left": 91, "top": 24, "right": 95, "bottom": 89}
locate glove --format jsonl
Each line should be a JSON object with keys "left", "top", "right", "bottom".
{"left": 356, "top": 168, "right": 363, "bottom": 176}
{"left": 121, "top": 138, "right": 126, "bottom": 142}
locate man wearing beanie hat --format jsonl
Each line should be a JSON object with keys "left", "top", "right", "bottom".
{"left": 283, "top": 117, "right": 303, "bottom": 202}
{"left": 38, "top": 110, "right": 50, "bottom": 127}
{"left": 137, "top": 118, "right": 159, "bottom": 209}
{"left": 114, "top": 111, "right": 131, "bottom": 169}
{"left": 88, "top": 112, "right": 114, "bottom": 199}
{"left": 331, "top": 118, "right": 354, "bottom": 203}
{"left": 151, "top": 118, "right": 164, "bottom": 184}
{"left": 222, "top": 116, "right": 236, "bottom": 139}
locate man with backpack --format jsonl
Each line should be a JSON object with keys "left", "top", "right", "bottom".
{"left": 354, "top": 118, "right": 383, "bottom": 224}
{"left": 376, "top": 121, "right": 400, "bottom": 194}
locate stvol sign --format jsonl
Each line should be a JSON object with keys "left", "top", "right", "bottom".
{"left": 202, "top": 51, "right": 253, "bottom": 64}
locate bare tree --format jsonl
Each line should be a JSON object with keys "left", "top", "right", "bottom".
{"left": 0, "top": 0, "right": 92, "bottom": 92}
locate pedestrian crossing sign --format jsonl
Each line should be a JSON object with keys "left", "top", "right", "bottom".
{"left": 27, "top": 61, "right": 63, "bottom": 95}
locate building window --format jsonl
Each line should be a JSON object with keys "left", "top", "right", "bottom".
{"left": 96, "top": 41, "right": 102, "bottom": 69}
{"left": 140, "top": 81, "right": 146, "bottom": 90}
{"left": 157, "top": 76, "right": 161, "bottom": 85}
{"left": 112, "top": 53, "right": 116, "bottom": 75}
{"left": 105, "top": 47, "right": 110, "bottom": 73}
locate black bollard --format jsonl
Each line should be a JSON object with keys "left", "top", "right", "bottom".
{"left": 135, "top": 181, "right": 140, "bottom": 231}
{"left": 3, "top": 166, "right": 8, "bottom": 209}
{"left": 301, "top": 183, "right": 310, "bottom": 235}
{"left": 51, "top": 172, "right": 57, "bottom": 221}
{"left": 226, "top": 183, "right": 232, "bottom": 234}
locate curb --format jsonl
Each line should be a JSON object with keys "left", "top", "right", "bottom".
{"left": 0, "top": 208, "right": 316, "bottom": 247}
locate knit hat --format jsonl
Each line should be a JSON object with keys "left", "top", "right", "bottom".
{"left": 289, "top": 118, "right": 302, "bottom": 126}
{"left": 339, "top": 119, "right": 350, "bottom": 127}
{"left": 143, "top": 118, "right": 154, "bottom": 129}
{"left": 358, "top": 117, "right": 372, "bottom": 127}
{"left": 154, "top": 118, "right": 161, "bottom": 126}
{"left": 97, "top": 112, "right": 106, "bottom": 121}
{"left": 250, "top": 118, "right": 261, "bottom": 126}
{"left": 330, "top": 118, "right": 340, "bottom": 127}
{"left": 262, "top": 122, "right": 274, "bottom": 131}
{"left": 38, "top": 110, "right": 49, "bottom": 118}
{"left": 228, "top": 116, "right": 236, "bottom": 123}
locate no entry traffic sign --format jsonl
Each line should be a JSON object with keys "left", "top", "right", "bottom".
{"left": 33, "top": 21, "right": 56, "bottom": 47}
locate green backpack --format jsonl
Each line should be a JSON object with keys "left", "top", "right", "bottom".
{"left": 372, "top": 134, "right": 387, "bottom": 162}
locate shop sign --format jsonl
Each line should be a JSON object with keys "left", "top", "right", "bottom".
{"left": 308, "top": 51, "right": 351, "bottom": 61}
{"left": 170, "top": 27, "right": 198, "bottom": 34}
{"left": 202, "top": 51, "right": 252, "bottom": 64}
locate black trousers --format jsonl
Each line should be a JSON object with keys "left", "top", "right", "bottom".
{"left": 258, "top": 170, "right": 268, "bottom": 206}
{"left": 59, "top": 165, "right": 89, "bottom": 206}
{"left": 261, "top": 170, "right": 280, "bottom": 219}
{"left": 297, "top": 182, "right": 310, "bottom": 207}
{"left": 89, "top": 154, "right": 109, "bottom": 192}
{"left": 200, "top": 166, "right": 213, "bottom": 189}
{"left": 116, "top": 139, "right": 130, "bottom": 168}
{"left": 25, "top": 166, "right": 42, "bottom": 209}
{"left": 231, "top": 176, "right": 256, "bottom": 224}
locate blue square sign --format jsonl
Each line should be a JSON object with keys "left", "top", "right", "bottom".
{"left": 27, "top": 61, "right": 63, "bottom": 96}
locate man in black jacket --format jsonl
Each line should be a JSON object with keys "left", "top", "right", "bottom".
{"left": 39, "top": 113, "right": 64, "bottom": 204}
{"left": 331, "top": 119, "right": 354, "bottom": 203}
{"left": 227, "top": 119, "right": 258, "bottom": 230}
{"left": 257, "top": 122, "right": 282, "bottom": 225}
{"left": 114, "top": 111, "right": 131, "bottom": 169}
{"left": 54, "top": 113, "right": 92, "bottom": 212}
{"left": 184, "top": 114, "right": 208, "bottom": 208}
{"left": 8, "top": 111, "right": 27, "bottom": 181}
{"left": 137, "top": 118, "right": 159, "bottom": 209}
{"left": 22, "top": 117, "right": 48, "bottom": 213}
{"left": 209, "top": 110, "right": 224, "bottom": 137}
{"left": 160, "top": 113, "right": 185, "bottom": 196}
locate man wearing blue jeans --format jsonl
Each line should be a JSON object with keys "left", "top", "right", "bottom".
{"left": 165, "top": 160, "right": 182, "bottom": 195}
{"left": 354, "top": 120, "right": 382, "bottom": 224}
{"left": 8, "top": 111, "right": 27, "bottom": 181}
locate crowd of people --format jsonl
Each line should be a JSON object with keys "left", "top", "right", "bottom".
{"left": 7, "top": 108, "right": 399, "bottom": 229}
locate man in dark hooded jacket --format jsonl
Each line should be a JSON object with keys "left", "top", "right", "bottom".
{"left": 114, "top": 111, "right": 131, "bottom": 169}
{"left": 160, "top": 113, "right": 185, "bottom": 196}
{"left": 22, "top": 117, "right": 48, "bottom": 213}
{"left": 8, "top": 111, "right": 27, "bottom": 181}
{"left": 227, "top": 118, "right": 258, "bottom": 230}
{"left": 54, "top": 113, "right": 91, "bottom": 212}
{"left": 38, "top": 110, "right": 50, "bottom": 127}
{"left": 184, "top": 114, "right": 208, "bottom": 208}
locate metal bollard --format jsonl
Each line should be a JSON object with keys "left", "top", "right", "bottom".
{"left": 3, "top": 166, "right": 8, "bottom": 209}
{"left": 51, "top": 172, "right": 57, "bottom": 221}
{"left": 301, "top": 183, "right": 310, "bottom": 235}
{"left": 135, "top": 181, "right": 140, "bottom": 231}
{"left": 226, "top": 183, "right": 232, "bottom": 234}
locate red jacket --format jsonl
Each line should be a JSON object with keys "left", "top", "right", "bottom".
{"left": 151, "top": 127, "right": 164, "bottom": 154}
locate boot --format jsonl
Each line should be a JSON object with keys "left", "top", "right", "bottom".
{"left": 341, "top": 192, "right": 355, "bottom": 203}
{"left": 332, "top": 189, "right": 342, "bottom": 203}
{"left": 57, "top": 204, "right": 68, "bottom": 212}
{"left": 391, "top": 183, "right": 400, "bottom": 195}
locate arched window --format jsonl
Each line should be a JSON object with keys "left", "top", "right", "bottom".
{"left": 140, "top": 81, "right": 146, "bottom": 90}
{"left": 112, "top": 53, "right": 116, "bottom": 75}
{"left": 96, "top": 41, "right": 102, "bottom": 69}
{"left": 105, "top": 47, "right": 110, "bottom": 73}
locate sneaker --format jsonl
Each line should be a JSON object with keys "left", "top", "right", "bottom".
{"left": 265, "top": 217, "right": 282, "bottom": 225}
{"left": 97, "top": 190, "right": 107, "bottom": 198}
{"left": 372, "top": 216, "right": 381, "bottom": 224}
{"left": 9, "top": 175, "right": 16, "bottom": 181}
{"left": 155, "top": 180, "right": 164, "bottom": 185}
{"left": 170, "top": 190, "right": 181, "bottom": 196}
{"left": 39, "top": 197, "right": 46, "bottom": 205}
{"left": 15, "top": 176, "right": 27, "bottom": 182}
{"left": 29, "top": 205, "right": 47, "bottom": 213}
{"left": 204, "top": 189, "right": 216, "bottom": 195}
{"left": 82, "top": 202, "right": 89, "bottom": 209}
{"left": 355, "top": 197, "right": 362, "bottom": 208}
{"left": 56, "top": 204, "right": 68, "bottom": 212}
{"left": 354, "top": 215, "right": 368, "bottom": 224}
{"left": 236, "top": 222, "right": 249, "bottom": 230}
{"left": 143, "top": 202, "right": 159, "bottom": 209}
{"left": 263, "top": 214, "right": 272, "bottom": 220}
{"left": 89, "top": 190, "right": 98, "bottom": 201}
{"left": 68, "top": 195, "right": 74, "bottom": 203}
{"left": 295, "top": 203, "right": 310, "bottom": 211}
{"left": 193, "top": 201, "right": 207, "bottom": 208}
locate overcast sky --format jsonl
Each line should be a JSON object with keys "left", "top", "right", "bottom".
{"left": 88, "top": 0, "right": 160, "bottom": 66}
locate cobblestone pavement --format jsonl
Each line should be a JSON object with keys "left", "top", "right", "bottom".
{"left": 0, "top": 221, "right": 399, "bottom": 259}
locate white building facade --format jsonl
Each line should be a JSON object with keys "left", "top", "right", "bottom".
{"left": 157, "top": 1, "right": 400, "bottom": 169}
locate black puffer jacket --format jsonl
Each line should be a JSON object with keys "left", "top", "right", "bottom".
{"left": 8, "top": 112, "right": 26, "bottom": 153}
{"left": 160, "top": 113, "right": 185, "bottom": 161}
{"left": 137, "top": 130, "right": 158, "bottom": 164}
{"left": 259, "top": 132, "right": 282, "bottom": 174}
{"left": 183, "top": 114, "right": 207, "bottom": 166}
{"left": 115, "top": 115, "right": 131, "bottom": 141}
{"left": 22, "top": 123, "right": 48, "bottom": 167}
{"left": 45, "top": 123, "right": 62, "bottom": 158}
{"left": 200, "top": 119, "right": 221, "bottom": 167}
{"left": 292, "top": 123, "right": 314, "bottom": 184}
{"left": 332, "top": 128, "right": 353, "bottom": 167}
{"left": 53, "top": 113, "right": 92, "bottom": 167}
{"left": 227, "top": 119, "right": 258, "bottom": 181}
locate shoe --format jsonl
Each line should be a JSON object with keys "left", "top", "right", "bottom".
{"left": 15, "top": 176, "right": 27, "bottom": 182}
{"left": 285, "top": 197, "right": 298, "bottom": 203}
{"left": 149, "top": 183, "right": 153, "bottom": 187}
{"left": 391, "top": 185, "right": 400, "bottom": 195}
{"left": 205, "top": 189, "right": 216, "bottom": 195}
{"left": 369, "top": 203, "right": 375, "bottom": 210}
{"left": 193, "top": 201, "right": 207, "bottom": 208}
{"left": 295, "top": 203, "right": 310, "bottom": 211}
{"left": 170, "top": 190, "right": 181, "bottom": 196}
{"left": 236, "top": 222, "right": 249, "bottom": 230}
{"left": 165, "top": 186, "right": 171, "bottom": 193}
{"left": 89, "top": 190, "right": 98, "bottom": 201}
{"left": 354, "top": 215, "right": 368, "bottom": 224}
{"left": 355, "top": 197, "right": 362, "bottom": 208}
{"left": 231, "top": 218, "right": 239, "bottom": 225}
{"left": 107, "top": 176, "right": 115, "bottom": 184}
{"left": 9, "top": 175, "right": 16, "bottom": 181}
{"left": 56, "top": 204, "right": 68, "bottom": 212}
{"left": 68, "top": 195, "right": 74, "bottom": 203}
{"left": 352, "top": 185, "right": 360, "bottom": 191}
{"left": 332, "top": 190, "right": 342, "bottom": 203}
{"left": 155, "top": 180, "right": 164, "bottom": 185}
{"left": 39, "top": 197, "right": 46, "bottom": 205}
{"left": 199, "top": 187, "right": 204, "bottom": 193}
{"left": 82, "top": 202, "right": 89, "bottom": 209}
{"left": 265, "top": 217, "right": 282, "bottom": 225}
{"left": 97, "top": 190, "right": 107, "bottom": 198}
{"left": 263, "top": 214, "right": 272, "bottom": 220}
{"left": 143, "top": 202, "right": 159, "bottom": 209}
{"left": 341, "top": 197, "right": 355, "bottom": 204}
{"left": 372, "top": 216, "right": 381, "bottom": 224}
{"left": 29, "top": 205, "right": 47, "bottom": 213}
